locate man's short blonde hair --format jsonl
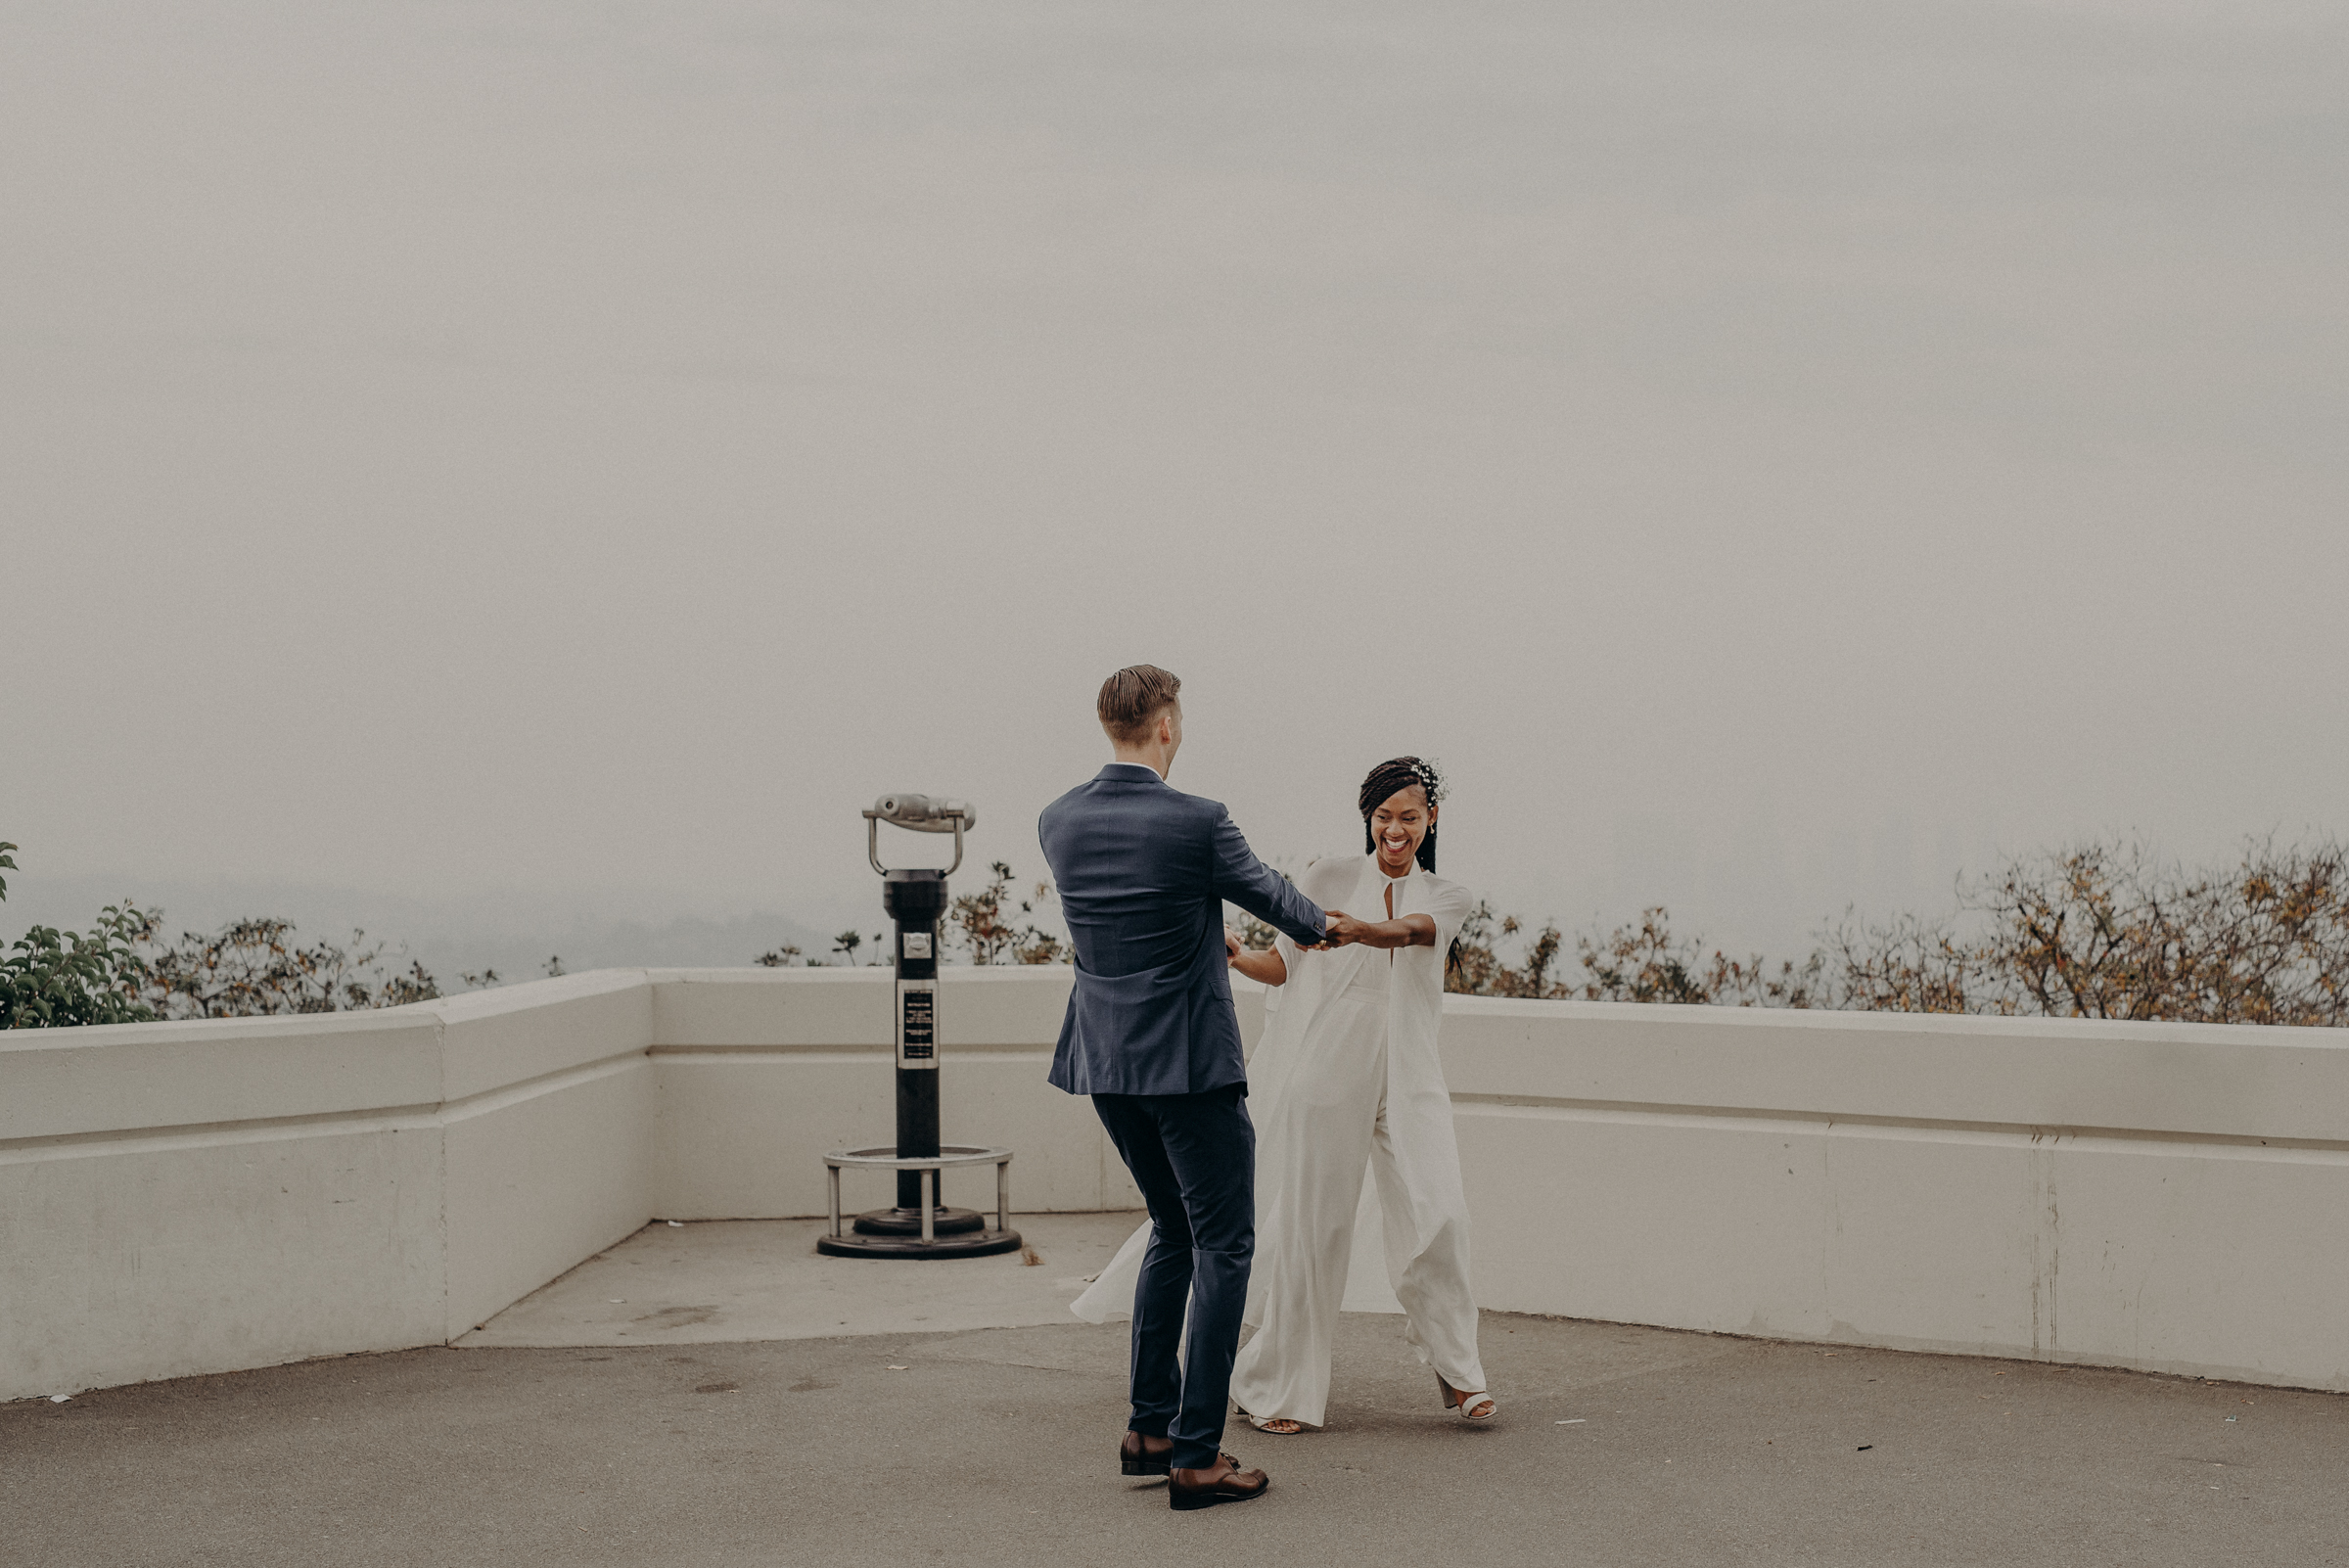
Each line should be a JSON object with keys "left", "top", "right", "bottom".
{"left": 1097, "top": 665, "right": 1182, "bottom": 744}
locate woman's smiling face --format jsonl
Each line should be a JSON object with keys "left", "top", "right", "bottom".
{"left": 1369, "top": 784, "right": 1434, "bottom": 875}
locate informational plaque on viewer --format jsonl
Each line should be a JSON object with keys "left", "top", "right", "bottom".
{"left": 897, "top": 980, "right": 937, "bottom": 1069}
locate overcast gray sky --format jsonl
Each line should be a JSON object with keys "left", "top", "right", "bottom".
{"left": 5, "top": 0, "right": 2344, "bottom": 966}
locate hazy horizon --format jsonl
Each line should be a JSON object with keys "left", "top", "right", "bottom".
{"left": 7, "top": 0, "right": 2343, "bottom": 973}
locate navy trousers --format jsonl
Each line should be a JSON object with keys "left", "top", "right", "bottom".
{"left": 1089, "top": 1085, "right": 1256, "bottom": 1471}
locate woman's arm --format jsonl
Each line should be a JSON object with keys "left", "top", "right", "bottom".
{"left": 1225, "top": 931, "right": 1289, "bottom": 986}
{"left": 1322, "top": 910, "right": 1438, "bottom": 949}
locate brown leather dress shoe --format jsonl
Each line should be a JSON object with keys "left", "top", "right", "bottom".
{"left": 1120, "top": 1430, "right": 1173, "bottom": 1476}
{"left": 1168, "top": 1453, "right": 1270, "bottom": 1511}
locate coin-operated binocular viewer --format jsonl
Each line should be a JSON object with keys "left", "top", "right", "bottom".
{"left": 816, "top": 794, "right": 1022, "bottom": 1259}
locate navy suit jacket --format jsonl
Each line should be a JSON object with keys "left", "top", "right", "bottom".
{"left": 1039, "top": 763, "right": 1326, "bottom": 1096}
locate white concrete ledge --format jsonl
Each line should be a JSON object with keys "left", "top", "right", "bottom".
{"left": 4, "top": 967, "right": 2344, "bottom": 1400}
{"left": 0, "top": 1010, "right": 447, "bottom": 1142}
{"left": 1441, "top": 996, "right": 2349, "bottom": 1145}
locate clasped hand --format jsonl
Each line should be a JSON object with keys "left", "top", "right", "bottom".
{"left": 1224, "top": 909, "right": 1371, "bottom": 966}
{"left": 1314, "top": 910, "right": 1373, "bottom": 948}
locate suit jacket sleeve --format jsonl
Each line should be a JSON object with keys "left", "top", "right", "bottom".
{"left": 1210, "top": 809, "right": 1326, "bottom": 945}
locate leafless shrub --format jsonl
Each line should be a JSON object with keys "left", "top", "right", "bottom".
{"left": 1446, "top": 835, "right": 2349, "bottom": 1025}
{"left": 1962, "top": 837, "right": 2347, "bottom": 1024}
{"left": 137, "top": 914, "right": 442, "bottom": 1018}
{"left": 947, "top": 861, "right": 1070, "bottom": 965}
{"left": 1443, "top": 901, "right": 1560, "bottom": 997}
{"left": 1449, "top": 902, "right": 1818, "bottom": 1005}
{"left": 1825, "top": 911, "right": 1974, "bottom": 1014}
{"left": 1571, "top": 907, "right": 1720, "bottom": 1005}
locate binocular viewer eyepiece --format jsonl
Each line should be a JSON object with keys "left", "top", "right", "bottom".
{"left": 863, "top": 793, "right": 977, "bottom": 876}
{"left": 865, "top": 794, "right": 977, "bottom": 833}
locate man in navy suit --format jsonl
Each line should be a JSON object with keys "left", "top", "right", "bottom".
{"left": 1039, "top": 665, "right": 1367, "bottom": 1511}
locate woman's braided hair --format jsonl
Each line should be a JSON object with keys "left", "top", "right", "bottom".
{"left": 1358, "top": 756, "right": 1445, "bottom": 872}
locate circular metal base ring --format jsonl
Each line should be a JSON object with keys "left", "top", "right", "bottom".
{"left": 851, "top": 1205, "right": 987, "bottom": 1238}
{"left": 816, "top": 1228, "right": 1024, "bottom": 1260}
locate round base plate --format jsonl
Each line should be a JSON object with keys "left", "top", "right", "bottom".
{"left": 817, "top": 1227, "right": 1024, "bottom": 1260}
{"left": 851, "top": 1205, "right": 987, "bottom": 1237}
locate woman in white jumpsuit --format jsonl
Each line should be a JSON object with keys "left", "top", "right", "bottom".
{"left": 1073, "top": 757, "right": 1495, "bottom": 1431}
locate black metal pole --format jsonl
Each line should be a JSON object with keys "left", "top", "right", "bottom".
{"left": 883, "top": 868, "right": 944, "bottom": 1211}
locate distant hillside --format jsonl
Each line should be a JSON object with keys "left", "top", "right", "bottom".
{"left": 1, "top": 873, "right": 841, "bottom": 990}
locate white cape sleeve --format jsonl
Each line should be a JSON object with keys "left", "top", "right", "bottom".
{"left": 1069, "top": 1219, "right": 1152, "bottom": 1322}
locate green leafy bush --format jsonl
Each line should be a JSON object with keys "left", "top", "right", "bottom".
{"left": 0, "top": 844, "right": 158, "bottom": 1028}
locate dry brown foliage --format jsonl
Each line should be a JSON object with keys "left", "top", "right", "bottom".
{"left": 947, "top": 860, "right": 1070, "bottom": 965}
{"left": 135, "top": 914, "right": 441, "bottom": 1018}
{"left": 1446, "top": 835, "right": 2349, "bottom": 1026}
{"left": 1878, "top": 837, "right": 2349, "bottom": 1024}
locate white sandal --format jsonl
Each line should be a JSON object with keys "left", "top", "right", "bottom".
{"left": 1437, "top": 1375, "right": 1497, "bottom": 1422}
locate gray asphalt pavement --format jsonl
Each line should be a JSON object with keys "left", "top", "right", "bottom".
{"left": 5, "top": 1310, "right": 2341, "bottom": 1567}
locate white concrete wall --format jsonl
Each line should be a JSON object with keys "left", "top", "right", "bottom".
{"left": 648, "top": 967, "right": 1143, "bottom": 1220}
{"left": 0, "top": 973, "right": 658, "bottom": 1400}
{"left": 6, "top": 966, "right": 2344, "bottom": 1400}
{"left": 1438, "top": 1000, "right": 2349, "bottom": 1391}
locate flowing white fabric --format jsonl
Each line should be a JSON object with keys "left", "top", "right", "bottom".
{"left": 1070, "top": 854, "right": 1486, "bottom": 1428}
{"left": 1071, "top": 1154, "right": 1405, "bottom": 1320}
